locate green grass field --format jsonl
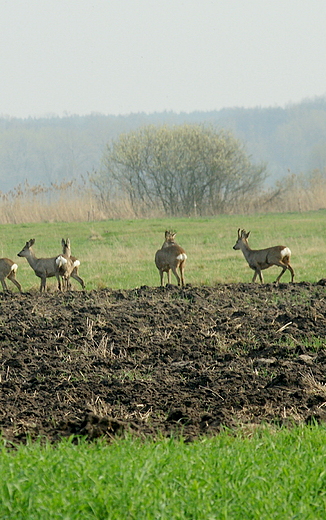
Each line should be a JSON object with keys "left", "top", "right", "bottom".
{"left": 1, "top": 425, "right": 326, "bottom": 519}
{"left": 3, "top": 210, "right": 326, "bottom": 291}
{"left": 1, "top": 210, "right": 326, "bottom": 518}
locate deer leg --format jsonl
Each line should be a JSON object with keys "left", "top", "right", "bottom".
{"left": 40, "top": 276, "right": 47, "bottom": 292}
{"left": 252, "top": 268, "right": 263, "bottom": 283}
{"left": 56, "top": 274, "right": 62, "bottom": 291}
{"left": 71, "top": 272, "right": 85, "bottom": 289}
{"left": 273, "top": 261, "right": 294, "bottom": 283}
{"left": 278, "top": 262, "right": 295, "bottom": 282}
{"left": 1, "top": 278, "right": 8, "bottom": 291}
{"left": 171, "top": 266, "right": 181, "bottom": 286}
{"left": 274, "top": 264, "right": 287, "bottom": 283}
{"left": 63, "top": 275, "right": 70, "bottom": 291}
{"left": 287, "top": 264, "right": 295, "bottom": 282}
{"left": 7, "top": 272, "right": 22, "bottom": 292}
{"left": 167, "top": 269, "right": 172, "bottom": 285}
{"left": 179, "top": 263, "right": 185, "bottom": 287}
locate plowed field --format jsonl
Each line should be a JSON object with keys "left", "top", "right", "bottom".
{"left": 1, "top": 282, "right": 326, "bottom": 444}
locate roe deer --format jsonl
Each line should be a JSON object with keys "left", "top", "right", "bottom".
{"left": 60, "top": 238, "right": 85, "bottom": 290}
{"left": 0, "top": 258, "right": 22, "bottom": 292}
{"left": 233, "top": 228, "right": 294, "bottom": 283}
{"left": 17, "top": 238, "right": 63, "bottom": 292}
{"left": 155, "top": 230, "right": 187, "bottom": 287}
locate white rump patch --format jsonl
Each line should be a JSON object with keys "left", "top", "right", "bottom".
{"left": 73, "top": 260, "right": 80, "bottom": 268}
{"left": 56, "top": 255, "right": 67, "bottom": 267}
{"left": 176, "top": 253, "right": 187, "bottom": 261}
{"left": 281, "top": 247, "right": 291, "bottom": 258}
{"left": 10, "top": 263, "right": 18, "bottom": 272}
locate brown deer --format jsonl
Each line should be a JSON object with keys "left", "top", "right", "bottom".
{"left": 17, "top": 239, "right": 63, "bottom": 292}
{"left": 0, "top": 259, "right": 22, "bottom": 292}
{"left": 155, "top": 230, "right": 187, "bottom": 287}
{"left": 59, "top": 238, "right": 85, "bottom": 290}
{"left": 233, "top": 228, "right": 294, "bottom": 283}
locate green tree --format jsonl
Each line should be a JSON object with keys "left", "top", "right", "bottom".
{"left": 94, "top": 124, "right": 267, "bottom": 216}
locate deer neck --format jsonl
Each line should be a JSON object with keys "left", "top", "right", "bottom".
{"left": 239, "top": 240, "right": 253, "bottom": 261}
{"left": 25, "top": 250, "right": 38, "bottom": 269}
{"left": 162, "top": 241, "right": 174, "bottom": 249}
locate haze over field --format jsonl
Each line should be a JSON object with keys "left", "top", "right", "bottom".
{"left": 1, "top": 0, "right": 326, "bottom": 118}
{"left": 1, "top": 1, "right": 326, "bottom": 218}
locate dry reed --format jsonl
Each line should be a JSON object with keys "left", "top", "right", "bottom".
{"left": 1, "top": 171, "right": 326, "bottom": 224}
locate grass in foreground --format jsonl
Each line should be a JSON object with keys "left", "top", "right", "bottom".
{"left": 1, "top": 425, "right": 326, "bottom": 519}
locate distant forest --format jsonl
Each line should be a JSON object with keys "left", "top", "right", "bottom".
{"left": 1, "top": 95, "right": 326, "bottom": 193}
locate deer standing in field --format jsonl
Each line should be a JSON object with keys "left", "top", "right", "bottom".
{"left": 155, "top": 230, "right": 187, "bottom": 287}
{"left": 0, "top": 259, "right": 22, "bottom": 292}
{"left": 17, "top": 238, "right": 64, "bottom": 292}
{"left": 233, "top": 228, "right": 294, "bottom": 283}
{"left": 59, "top": 238, "right": 85, "bottom": 290}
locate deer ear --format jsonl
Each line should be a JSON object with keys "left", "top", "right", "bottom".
{"left": 30, "top": 238, "right": 35, "bottom": 246}
{"left": 246, "top": 231, "right": 251, "bottom": 238}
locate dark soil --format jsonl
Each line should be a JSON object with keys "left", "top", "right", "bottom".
{"left": 1, "top": 282, "right": 326, "bottom": 444}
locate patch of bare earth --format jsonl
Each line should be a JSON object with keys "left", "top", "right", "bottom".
{"left": 1, "top": 282, "right": 326, "bottom": 444}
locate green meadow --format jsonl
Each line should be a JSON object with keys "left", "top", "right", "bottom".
{"left": 1, "top": 210, "right": 326, "bottom": 519}
{"left": 1, "top": 426, "right": 326, "bottom": 519}
{"left": 3, "top": 210, "right": 326, "bottom": 291}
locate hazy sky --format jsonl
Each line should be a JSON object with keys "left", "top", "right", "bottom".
{"left": 1, "top": 0, "right": 326, "bottom": 118}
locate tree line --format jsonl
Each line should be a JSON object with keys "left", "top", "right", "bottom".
{"left": 1, "top": 95, "right": 326, "bottom": 194}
